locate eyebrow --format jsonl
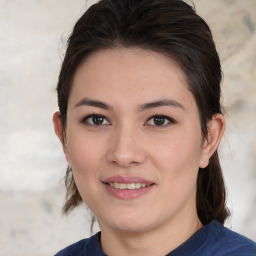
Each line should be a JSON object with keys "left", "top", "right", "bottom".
{"left": 138, "top": 99, "right": 184, "bottom": 111}
{"left": 75, "top": 97, "right": 113, "bottom": 110}
{"left": 75, "top": 97, "right": 184, "bottom": 111}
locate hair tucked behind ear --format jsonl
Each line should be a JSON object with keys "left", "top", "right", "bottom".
{"left": 57, "top": 0, "right": 230, "bottom": 224}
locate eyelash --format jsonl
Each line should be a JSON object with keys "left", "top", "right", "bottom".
{"left": 80, "top": 113, "right": 176, "bottom": 127}
{"left": 80, "top": 113, "right": 110, "bottom": 126}
{"left": 146, "top": 114, "right": 176, "bottom": 127}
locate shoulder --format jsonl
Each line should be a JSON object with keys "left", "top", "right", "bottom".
{"left": 54, "top": 238, "right": 89, "bottom": 256}
{"left": 207, "top": 220, "right": 256, "bottom": 255}
{"left": 53, "top": 232, "right": 104, "bottom": 256}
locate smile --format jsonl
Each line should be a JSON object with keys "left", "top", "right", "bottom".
{"left": 108, "top": 182, "right": 150, "bottom": 190}
{"left": 102, "top": 176, "right": 155, "bottom": 199}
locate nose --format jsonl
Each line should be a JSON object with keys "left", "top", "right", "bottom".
{"left": 106, "top": 124, "right": 146, "bottom": 168}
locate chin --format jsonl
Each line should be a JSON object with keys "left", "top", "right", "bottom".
{"left": 100, "top": 214, "right": 154, "bottom": 233}
{"left": 113, "top": 223, "right": 150, "bottom": 233}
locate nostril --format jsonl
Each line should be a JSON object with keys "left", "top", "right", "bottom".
{"left": 106, "top": 132, "right": 147, "bottom": 166}
{"left": 107, "top": 149, "right": 145, "bottom": 167}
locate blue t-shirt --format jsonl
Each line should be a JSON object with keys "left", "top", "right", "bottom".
{"left": 54, "top": 220, "right": 256, "bottom": 255}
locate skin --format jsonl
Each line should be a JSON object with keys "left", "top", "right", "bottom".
{"left": 53, "top": 48, "right": 225, "bottom": 256}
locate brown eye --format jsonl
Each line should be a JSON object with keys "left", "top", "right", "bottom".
{"left": 146, "top": 115, "right": 174, "bottom": 126}
{"left": 83, "top": 114, "right": 110, "bottom": 126}
{"left": 92, "top": 116, "right": 104, "bottom": 125}
{"left": 153, "top": 116, "right": 166, "bottom": 126}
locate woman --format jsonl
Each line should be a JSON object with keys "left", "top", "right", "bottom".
{"left": 53, "top": 0, "right": 256, "bottom": 255}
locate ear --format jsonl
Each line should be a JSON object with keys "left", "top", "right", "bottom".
{"left": 53, "top": 111, "right": 71, "bottom": 164}
{"left": 199, "top": 114, "right": 225, "bottom": 168}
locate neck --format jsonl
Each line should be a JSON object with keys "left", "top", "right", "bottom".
{"left": 99, "top": 212, "right": 202, "bottom": 256}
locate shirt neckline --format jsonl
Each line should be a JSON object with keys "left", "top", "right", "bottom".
{"left": 88, "top": 220, "right": 222, "bottom": 256}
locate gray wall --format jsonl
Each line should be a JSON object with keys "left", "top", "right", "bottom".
{"left": 0, "top": 0, "right": 255, "bottom": 255}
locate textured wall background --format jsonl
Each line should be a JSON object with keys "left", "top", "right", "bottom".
{"left": 0, "top": 0, "right": 255, "bottom": 255}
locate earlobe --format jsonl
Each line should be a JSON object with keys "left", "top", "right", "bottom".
{"left": 199, "top": 114, "right": 225, "bottom": 168}
{"left": 53, "top": 111, "right": 71, "bottom": 163}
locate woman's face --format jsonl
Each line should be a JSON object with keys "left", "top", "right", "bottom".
{"left": 59, "top": 48, "right": 210, "bottom": 233}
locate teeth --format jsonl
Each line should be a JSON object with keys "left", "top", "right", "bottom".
{"left": 109, "top": 182, "right": 149, "bottom": 189}
{"left": 127, "top": 183, "right": 135, "bottom": 189}
{"left": 135, "top": 183, "right": 141, "bottom": 189}
{"left": 119, "top": 183, "right": 126, "bottom": 189}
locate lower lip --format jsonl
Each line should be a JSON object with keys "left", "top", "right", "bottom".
{"left": 103, "top": 183, "right": 154, "bottom": 200}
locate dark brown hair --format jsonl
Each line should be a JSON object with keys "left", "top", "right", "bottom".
{"left": 56, "top": 0, "right": 230, "bottom": 225}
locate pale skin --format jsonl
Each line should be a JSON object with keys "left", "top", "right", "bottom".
{"left": 53, "top": 48, "right": 225, "bottom": 256}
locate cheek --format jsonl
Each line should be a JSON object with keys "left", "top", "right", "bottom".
{"left": 66, "top": 131, "right": 106, "bottom": 175}
{"left": 66, "top": 133, "right": 106, "bottom": 208}
{"left": 155, "top": 133, "right": 201, "bottom": 162}
{"left": 152, "top": 132, "right": 202, "bottom": 181}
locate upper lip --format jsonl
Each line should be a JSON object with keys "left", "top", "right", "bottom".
{"left": 102, "top": 175, "right": 154, "bottom": 185}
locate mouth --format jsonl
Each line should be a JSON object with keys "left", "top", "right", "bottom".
{"left": 105, "top": 182, "right": 152, "bottom": 190}
{"left": 102, "top": 176, "right": 155, "bottom": 199}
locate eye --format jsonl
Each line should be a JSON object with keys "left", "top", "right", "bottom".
{"left": 82, "top": 114, "right": 110, "bottom": 126}
{"left": 146, "top": 115, "right": 175, "bottom": 126}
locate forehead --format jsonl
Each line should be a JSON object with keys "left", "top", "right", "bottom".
{"left": 69, "top": 48, "right": 196, "bottom": 112}
{"left": 74, "top": 48, "right": 187, "bottom": 84}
